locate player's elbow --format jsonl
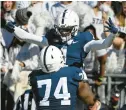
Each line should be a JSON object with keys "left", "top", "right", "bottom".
{"left": 78, "top": 82, "right": 95, "bottom": 106}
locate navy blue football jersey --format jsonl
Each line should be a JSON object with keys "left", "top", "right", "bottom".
{"left": 29, "top": 66, "right": 87, "bottom": 110}
{"left": 55, "top": 32, "right": 93, "bottom": 66}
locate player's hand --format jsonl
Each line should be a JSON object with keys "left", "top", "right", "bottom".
{"left": 88, "top": 100, "right": 101, "bottom": 110}
{"left": 95, "top": 76, "right": 104, "bottom": 86}
{"left": 5, "top": 22, "right": 16, "bottom": 33}
{"left": 104, "top": 17, "right": 118, "bottom": 34}
{"left": 95, "top": 80, "right": 102, "bottom": 86}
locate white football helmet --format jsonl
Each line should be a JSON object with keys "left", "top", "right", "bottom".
{"left": 40, "top": 45, "right": 65, "bottom": 73}
{"left": 55, "top": 9, "right": 79, "bottom": 42}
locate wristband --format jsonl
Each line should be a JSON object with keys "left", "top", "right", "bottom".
{"left": 98, "top": 76, "right": 104, "bottom": 82}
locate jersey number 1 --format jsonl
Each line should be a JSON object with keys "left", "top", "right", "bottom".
{"left": 37, "top": 77, "right": 71, "bottom": 106}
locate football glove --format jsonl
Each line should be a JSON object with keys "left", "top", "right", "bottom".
{"left": 104, "top": 17, "right": 118, "bottom": 34}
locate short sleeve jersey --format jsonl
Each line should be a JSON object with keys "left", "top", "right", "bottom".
{"left": 29, "top": 66, "right": 87, "bottom": 110}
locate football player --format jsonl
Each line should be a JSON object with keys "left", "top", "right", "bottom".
{"left": 29, "top": 45, "right": 101, "bottom": 110}
{"left": 3, "top": 10, "right": 124, "bottom": 68}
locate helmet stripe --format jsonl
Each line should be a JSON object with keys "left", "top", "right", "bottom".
{"left": 62, "top": 9, "right": 68, "bottom": 24}
{"left": 43, "top": 46, "right": 50, "bottom": 72}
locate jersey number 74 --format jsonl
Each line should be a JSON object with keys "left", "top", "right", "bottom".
{"left": 37, "top": 77, "right": 71, "bottom": 106}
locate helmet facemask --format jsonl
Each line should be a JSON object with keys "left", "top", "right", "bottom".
{"left": 54, "top": 25, "right": 78, "bottom": 43}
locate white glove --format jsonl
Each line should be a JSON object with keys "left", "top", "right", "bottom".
{"left": 11, "top": 60, "right": 22, "bottom": 82}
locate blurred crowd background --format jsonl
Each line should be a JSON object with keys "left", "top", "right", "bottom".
{"left": 0, "top": 1, "right": 126, "bottom": 110}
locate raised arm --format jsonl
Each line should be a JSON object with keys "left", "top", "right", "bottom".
{"left": 14, "top": 26, "right": 48, "bottom": 48}
{"left": 84, "top": 18, "right": 119, "bottom": 53}
{"left": 3, "top": 22, "right": 48, "bottom": 48}
{"left": 84, "top": 33, "right": 118, "bottom": 53}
